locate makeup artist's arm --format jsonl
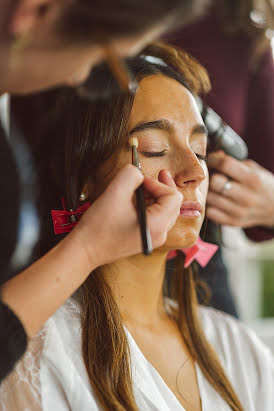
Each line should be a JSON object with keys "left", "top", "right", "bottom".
{"left": 1, "top": 165, "right": 181, "bottom": 338}
{"left": 206, "top": 151, "right": 274, "bottom": 235}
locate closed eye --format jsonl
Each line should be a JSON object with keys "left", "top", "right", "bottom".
{"left": 196, "top": 154, "right": 207, "bottom": 162}
{"left": 141, "top": 150, "right": 168, "bottom": 158}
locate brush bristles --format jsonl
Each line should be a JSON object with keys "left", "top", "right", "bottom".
{"left": 129, "top": 137, "right": 139, "bottom": 148}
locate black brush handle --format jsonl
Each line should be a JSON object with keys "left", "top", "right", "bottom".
{"left": 136, "top": 184, "right": 152, "bottom": 255}
{"left": 132, "top": 145, "right": 152, "bottom": 255}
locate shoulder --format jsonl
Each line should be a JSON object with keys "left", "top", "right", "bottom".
{"left": 40, "top": 297, "right": 100, "bottom": 409}
{"left": 199, "top": 306, "right": 274, "bottom": 409}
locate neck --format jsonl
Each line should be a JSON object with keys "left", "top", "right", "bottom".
{"left": 107, "top": 250, "right": 169, "bottom": 326}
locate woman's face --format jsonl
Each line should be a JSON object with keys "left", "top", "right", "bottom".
{"left": 90, "top": 74, "right": 209, "bottom": 250}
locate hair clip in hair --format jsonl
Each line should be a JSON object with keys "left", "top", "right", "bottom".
{"left": 51, "top": 198, "right": 90, "bottom": 234}
{"left": 167, "top": 237, "right": 218, "bottom": 268}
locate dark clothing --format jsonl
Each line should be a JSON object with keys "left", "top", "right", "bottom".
{"left": 166, "top": 9, "right": 274, "bottom": 316}
{"left": 0, "top": 303, "right": 27, "bottom": 382}
{"left": 0, "top": 125, "right": 20, "bottom": 282}
{"left": 198, "top": 246, "right": 238, "bottom": 318}
{"left": 0, "top": 124, "right": 28, "bottom": 382}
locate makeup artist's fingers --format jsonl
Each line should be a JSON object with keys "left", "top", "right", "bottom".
{"left": 158, "top": 169, "right": 177, "bottom": 188}
{"left": 142, "top": 176, "right": 178, "bottom": 200}
{"left": 74, "top": 165, "right": 144, "bottom": 265}
{"left": 143, "top": 176, "right": 182, "bottom": 243}
{"left": 74, "top": 165, "right": 182, "bottom": 265}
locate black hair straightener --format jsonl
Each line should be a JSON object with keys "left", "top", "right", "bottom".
{"left": 196, "top": 97, "right": 248, "bottom": 161}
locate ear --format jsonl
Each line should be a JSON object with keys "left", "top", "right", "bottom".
{"left": 9, "top": 0, "right": 56, "bottom": 35}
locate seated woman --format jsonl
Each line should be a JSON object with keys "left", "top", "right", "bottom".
{"left": 1, "top": 43, "right": 273, "bottom": 411}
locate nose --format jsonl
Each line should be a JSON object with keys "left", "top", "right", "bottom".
{"left": 174, "top": 149, "right": 206, "bottom": 189}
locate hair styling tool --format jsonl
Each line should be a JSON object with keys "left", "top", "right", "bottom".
{"left": 196, "top": 97, "right": 248, "bottom": 160}
{"left": 129, "top": 137, "right": 152, "bottom": 255}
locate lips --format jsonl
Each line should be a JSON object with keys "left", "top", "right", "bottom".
{"left": 180, "top": 201, "right": 202, "bottom": 217}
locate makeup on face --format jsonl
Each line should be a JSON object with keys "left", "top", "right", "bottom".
{"left": 180, "top": 201, "right": 202, "bottom": 218}
{"left": 124, "top": 75, "right": 209, "bottom": 248}
{"left": 128, "top": 118, "right": 208, "bottom": 164}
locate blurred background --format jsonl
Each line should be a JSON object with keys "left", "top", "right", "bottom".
{"left": 222, "top": 25, "right": 274, "bottom": 353}
{"left": 223, "top": 225, "right": 274, "bottom": 353}
{"left": 217, "top": 30, "right": 274, "bottom": 354}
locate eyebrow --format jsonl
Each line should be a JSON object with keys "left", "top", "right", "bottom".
{"left": 129, "top": 119, "right": 208, "bottom": 139}
{"left": 129, "top": 119, "right": 173, "bottom": 135}
{"left": 191, "top": 124, "right": 208, "bottom": 139}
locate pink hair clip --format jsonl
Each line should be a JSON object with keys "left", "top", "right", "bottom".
{"left": 167, "top": 237, "right": 218, "bottom": 268}
{"left": 51, "top": 198, "right": 90, "bottom": 234}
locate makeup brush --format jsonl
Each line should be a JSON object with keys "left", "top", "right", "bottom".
{"left": 129, "top": 137, "right": 152, "bottom": 255}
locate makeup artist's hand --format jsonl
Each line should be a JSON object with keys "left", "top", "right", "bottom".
{"left": 206, "top": 151, "right": 274, "bottom": 228}
{"left": 73, "top": 165, "right": 182, "bottom": 267}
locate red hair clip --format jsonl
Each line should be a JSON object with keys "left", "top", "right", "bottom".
{"left": 51, "top": 198, "right": 90, "bottom": 234}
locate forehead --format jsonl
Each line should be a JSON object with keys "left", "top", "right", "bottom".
{"left": 129, "top": 74, "right": 203, "bottom": 130}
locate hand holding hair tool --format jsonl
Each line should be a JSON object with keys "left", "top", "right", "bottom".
{"left": 196, "top": 97, "right": 248, "bottom": 161}
{"left": 129, "top": 137, "right": 152, "bottom": 255}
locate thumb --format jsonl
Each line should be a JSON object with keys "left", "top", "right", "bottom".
{"left": 158, "top": 169, "right": 177, "bottom": 188}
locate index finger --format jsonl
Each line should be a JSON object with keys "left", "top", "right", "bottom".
{"left": 143, "top": 176, "right": 180, "bottom": 199}
{"left": 210, "top": 154, "right": 256, "bottom": 187}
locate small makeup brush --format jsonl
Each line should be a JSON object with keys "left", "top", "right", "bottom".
{"left": 129, "top": 137, "right": 152, "bottom": 255}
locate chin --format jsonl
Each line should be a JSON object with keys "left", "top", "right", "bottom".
{"left": 162, "top": 217, "right": 203, "bottom": 250}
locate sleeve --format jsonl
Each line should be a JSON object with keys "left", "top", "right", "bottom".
{"left": 0, "top": 329, "right": 44, "bottom": 411}
{"left": 0, "top": 324, "right": 70, "bottom": 411}
{"left": 0, "top": 302, "right": 27, "bottom": 383}
{"left": 243, "top": 48, "right": 274, "bottom": 242}
{"left": 0, "top": 125, "right": 20, "bottom": 286}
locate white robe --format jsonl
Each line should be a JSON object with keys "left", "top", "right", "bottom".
{"left": 1, "top": 298, "right": 273, "bottom": 411}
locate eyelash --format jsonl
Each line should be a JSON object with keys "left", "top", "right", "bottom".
{"left": 196, "top": 154, "right": 208, "bottom": 162}
{"left": 142, "top": 151, "right": 208, "bottom": 162}
{"left": 142, "top": 150, "right": 167, "bottom": 157}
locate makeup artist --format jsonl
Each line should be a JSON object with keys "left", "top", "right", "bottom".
{"left": 0, "top": 0, "right": 208, "bottom": 382}
{"left": 166, "top": 0, "right": 274, "bottom": 317}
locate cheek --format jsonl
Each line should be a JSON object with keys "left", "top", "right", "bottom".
{"left": 141, "top": 157, "right": 170, "bottom": 179}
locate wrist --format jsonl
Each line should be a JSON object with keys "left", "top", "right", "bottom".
{"left": 66, "top": 224, "right": 99, "bottom": 273}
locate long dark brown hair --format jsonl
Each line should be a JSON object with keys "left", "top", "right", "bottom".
{"left": 35, "top": 43, "right": 243, "bottom": 410}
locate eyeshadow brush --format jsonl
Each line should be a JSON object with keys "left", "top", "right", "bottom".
{"left": 129, "top": 137, "right": 152, "bottom": 255}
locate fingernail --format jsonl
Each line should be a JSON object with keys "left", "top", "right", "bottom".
{"left": 166, "top": 170, "right": 172, "bottom": 179}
